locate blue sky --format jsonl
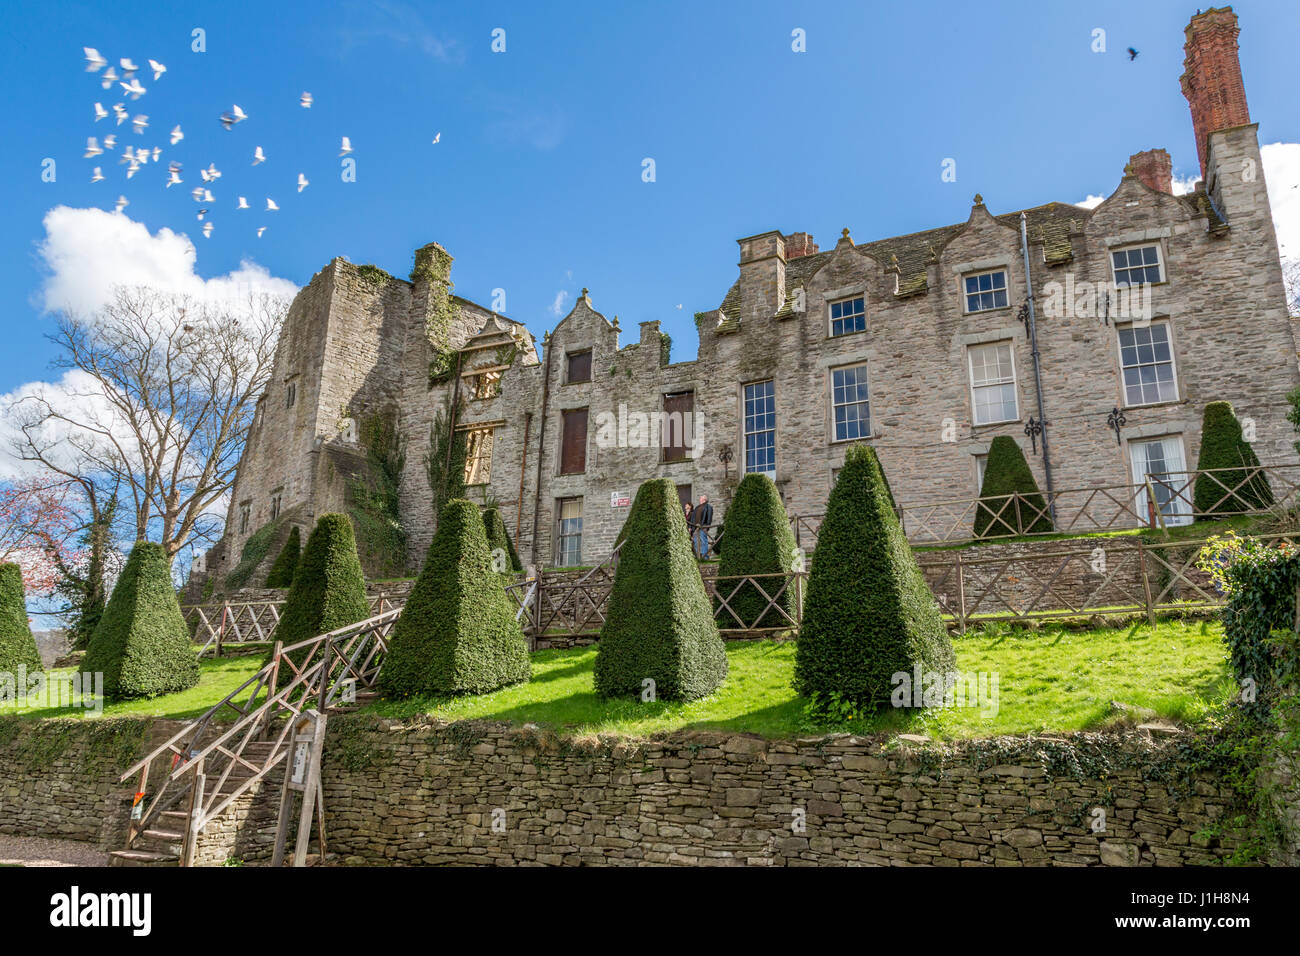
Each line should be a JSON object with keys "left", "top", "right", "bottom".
{"left": 1, "top": 0, "right": 1298, "bottom": 396}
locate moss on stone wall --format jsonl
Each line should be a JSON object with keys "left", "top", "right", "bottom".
{"left": 0, "top": 716, "right": 148, "bottom": 775}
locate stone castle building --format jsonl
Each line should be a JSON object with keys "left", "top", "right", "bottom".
{"left": 199, "top": 7, "right": 1300, "bottom": 588}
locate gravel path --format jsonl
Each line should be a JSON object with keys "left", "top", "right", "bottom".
{"left": 0, "top": 835, "right": 108, "bottom": 867}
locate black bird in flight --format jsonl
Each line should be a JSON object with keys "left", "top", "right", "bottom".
{"left": 1128, "top": 47, "right": 1139, "bottom": 61}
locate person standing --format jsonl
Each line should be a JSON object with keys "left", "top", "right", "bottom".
{"left": 690, "top": 494, "right": 713, "bottom": 559}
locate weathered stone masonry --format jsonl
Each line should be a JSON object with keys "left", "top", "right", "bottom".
{"left": 0, "top": 716, "right": 1256, "bottom": 866}
{"left": 202, "top": 7, "right": 1300, "bottom": 587}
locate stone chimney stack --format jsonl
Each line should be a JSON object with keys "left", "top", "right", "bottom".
{"left": 1128, "top": 148, "right": 1173, "bottom": 194}
{"left": 783, "top": 232, "right": 819, "bottom": 259}
{"left": 736, "top": 231, "right": 786, "bottom": 322}
{"left": 1180, "top": 6, "right": 1250, "bottom": 182}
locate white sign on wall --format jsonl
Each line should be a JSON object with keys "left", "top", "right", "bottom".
{"left": 610, "top": 491, "right": 631, "bottom": 508}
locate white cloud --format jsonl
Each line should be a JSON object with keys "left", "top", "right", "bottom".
{"left": 549, "top": 289, "right": 570, "bottom": 317}
{"left": 36, "top": 206, "right": 298, "bottom": 317}
{"left": 1076, "top": 194, "right": 1106, "bottom": 210}
{"left": 1263, "top": 142, "right": 1300, "bottom": 265}
{"left": 2, "top": 207, "right": 298, "bottom": 483}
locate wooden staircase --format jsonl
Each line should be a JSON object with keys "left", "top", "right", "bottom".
{"left": 111, "top": 610, "right": 399, "bottom": 867}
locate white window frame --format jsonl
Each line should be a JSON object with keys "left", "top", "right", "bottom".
{"left": 967, "top": 341, "right": 1019, "bottom": 426}
{"left": 742, "top": 379, "right": 777, "bottom": 479}
{"left": 827, "top": 295, "right": 866, "bottom": 337}
{"left": 1128, "top": 434, "right": 1192, "bottom": 526}
{"left": 556, "top": 497, "right": 583, "bottom": 566}
{"left": 974, "top": 454, "right": 988, "bottom": 493}
{"left": 962, "top": 269, "right": 1009, "bottom": 314}
{"left": 1110, "top": 243, "right": 1165, "bottom": 287}
{"left": 829, "top": 362, "right": 871, "bottom": 443}
{"left": 1116, "top": 319, "right": 1179, "bottom": 408}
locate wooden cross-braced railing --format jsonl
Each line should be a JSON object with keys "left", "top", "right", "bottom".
{"left": 183, "top": 592, "right": 403, "bottom": 657}
{"left": 115, "top": 607, "right": 399, "bottom": 866}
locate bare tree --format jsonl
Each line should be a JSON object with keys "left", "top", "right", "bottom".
{"left": 10, "top": 286, "right": 287, "bottom": 563}
{"left": 1285, "top": 258, "right": 1300, "bottom": 317}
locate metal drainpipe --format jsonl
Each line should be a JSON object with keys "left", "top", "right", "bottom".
{"left": 1020, "top": 212, "right": 1057, "bottom": 523}
{"left": 528, "top": 336, "right": 554, "bottom": 566}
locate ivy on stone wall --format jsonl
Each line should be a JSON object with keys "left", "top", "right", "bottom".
{"left": 659, "top": 332, "right": 672, "bottom": 366}
{"left": 355, "top": 264, "right": 392, "bottom": 287}
{"left": 225, "top": 519, "right": 283, "bottom": 591}
{"left": 412, "top": 244, "right": 457, "bottom": 388}
{"left": 346, "top": 408, "right": 408, "bottom": 579}
{"left": 425, "top": 391, "right": 466, "bottom": 524}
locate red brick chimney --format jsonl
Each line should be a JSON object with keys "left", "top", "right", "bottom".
{"left": 783, "top": 232, "right": 818, "bottom": 259}
{"left": 1128, "top": 148, "right": 1173, "bottom": 194}
{"left": 1180, "top": 7, "right": 1251, "bottom": 182}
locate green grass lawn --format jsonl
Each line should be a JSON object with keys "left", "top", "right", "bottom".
{"left": 366, "top": 618, "right": 1234, "bottom": 740}
{"left": 6, "top": 655, "right": 265, "bottom": 721}
{"left": 5, "top": 620, "right": 1233, "bottom": 741}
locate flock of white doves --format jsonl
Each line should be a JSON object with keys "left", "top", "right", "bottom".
{"left": 79, "top": 46, "right": 367, "bottom": 240}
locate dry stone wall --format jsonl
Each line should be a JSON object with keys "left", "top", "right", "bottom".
{"left": 0, "top": 715, "right": 1274, "bottom": 866}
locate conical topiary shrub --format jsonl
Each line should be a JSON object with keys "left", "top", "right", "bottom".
{"left": 268, "top": 514, "right": 370, "bottom": 684}
{"left": 795, "top": 445, "right": 955, "bottom": 709}
{"left": 713, "top": 473, "right": 798, "bottom": 629}
{"left": 481, "top": 506, "right": 523, "bottom": 574}
{"left": 0, "top": 563, "right": 42, "bottom": 678}
{"left": 264, "top": 525, "right": 301, "bottom": 588}
{"left": 973, "top": 435, "right": 1054, "bottom": 537}
{"left": 81, "top": 542, "right": 199, "bottom": 699}
{"left": 1193, "top": 401, "right": 1274, "bottom": 516}
{"left": 594, "top": 478, "right": 727, "bottom": 701}
{"left": 381, "top": 499, "right": 530, "bottom": 697}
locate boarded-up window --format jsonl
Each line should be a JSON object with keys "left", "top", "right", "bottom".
{"left": 567, "top": 351, "right": 592, "bottom": 384}
{"left": 662, "top": 391, "right": 694, "bottom": 462}
{"left": 560, "top": 408, "right": 588, "bottom": 474}
{"left": 463, "top": 427, "right": 494, "bottom": 485}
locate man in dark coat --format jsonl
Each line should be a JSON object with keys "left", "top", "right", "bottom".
{"left": 689, "top": 494, "right": 713, "bottom": 559}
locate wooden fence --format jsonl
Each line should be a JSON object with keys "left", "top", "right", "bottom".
{"left": 504, "top": 532, "right": 1296, "bottom": 643}
{"left": 790, "top": 463, "right": 1300, "bottom": 549}
{"left": 184, "top": 592, "right": 401, "bottom": 657}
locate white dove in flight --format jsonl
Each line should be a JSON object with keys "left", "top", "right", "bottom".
{"left": 119, "top": 58, "right": 137, "bottom": 77}
{"left": 237, "top": 196, "right": 249, "bottom": 209}
{"left": 90, "top": 166, "right": 104, "bottom": 182}
{"left": 266, "top": 198, "right": 279, "bottom": 211}
{"left": 431, "top": 132, "right": 440, "bottom": 144}
{"left": 131, "top": 114, "right": 148, "bottom": 135}
{"left": 191, "top": 187, "right": 204, "bottom": 201}
{"left": 252, "top": 146, "right": 266, "bottom": 165}
{"left": 300, "top": 92, "right": 313, "bottom": 108}
{"left": 120, "top": 78, "right": 146, "bottom": 100}
{"left": 202, "top": 222, "right": 213, "bottom": 238}
{"left": 297, "top": 173, "right": 309, "bottom": 193}
{"left": 83, "top": 137, "right": 102, "bottom": 158}
{"left": 93, "top": 102, "right": 107, "bottom": 122}
{"left": 339, "top": 136, "right": 352, "bottom": 157}
{"left": 167, "top": 169, "right": 183, "bottom": 188}
{"left": 148, "top": 59, "right": 166, "bottom": 81}
{"left": 113, "top": 103, "right": 127, "bottom": 125}
{"left": 114, "top": 195, "right": 128, "bottom": 213}
{"left": 170, "top": 125, "right": 182, "bottom": 145}
{"left": 102, "top": 134, "right": 116, "bottom": 150}
{"left": 232, "top": 104, "right": 247, "bottom": 123}
{"left": 257, "top": 226, "right": 267, "bottom": 238}
{"left": 100, "top": 67, "right": 117, "bottom": 90}
{"left": 84, "top": 47, "right": 107, "bottom": 72}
